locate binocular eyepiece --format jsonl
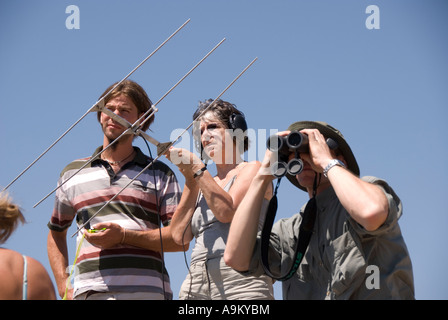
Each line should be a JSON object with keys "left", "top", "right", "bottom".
{"left": 266, "top": 131, "right": 338, "bottom": 177}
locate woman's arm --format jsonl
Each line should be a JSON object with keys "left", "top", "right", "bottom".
{"left": 194, "top": 161, "right": 262, "bottom": 223}
{"left": 224, "top": 149, "right": 275, "bottom": 271}
{"left": 165, "top": 147, "right": 262, "bottom": 224}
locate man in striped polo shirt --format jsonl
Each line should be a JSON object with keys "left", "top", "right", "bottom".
{"left": 47, "top": 80, "right": 184, "bottom": 300}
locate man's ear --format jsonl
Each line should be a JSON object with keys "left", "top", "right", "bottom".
{"left": 135, "top": 113, "right": 144, "bottom": 128}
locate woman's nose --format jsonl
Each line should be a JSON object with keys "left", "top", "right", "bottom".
{"left": 201, "top": 132, "right": 212, "bottom": 145}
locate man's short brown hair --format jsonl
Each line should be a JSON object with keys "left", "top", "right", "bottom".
{"left": 97, "top": 80, "right": 154, "bottom": 132}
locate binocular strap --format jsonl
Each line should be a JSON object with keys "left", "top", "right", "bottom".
{"left": 260, "top": 179, "right": 317, "bottom": 281}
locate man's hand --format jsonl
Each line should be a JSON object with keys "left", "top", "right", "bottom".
{"left": 299, "top": 129, "right": 334, "bottom": 173}
{"left": 83, "top": 222, "right": 124, "bottom": 249}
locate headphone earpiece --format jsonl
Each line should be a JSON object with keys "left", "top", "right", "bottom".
{"left": 229, "top": 113, "right": 248, "bottom": 132}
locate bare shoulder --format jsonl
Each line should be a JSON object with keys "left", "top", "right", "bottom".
{"left": 0, "top": 249, "right": 23, "bottom": 299}
{"left": 25, "top": 256, "right": 57, "bottom": 300}
{"left": 0, "top": 249, "right": 56, "bottom": 300}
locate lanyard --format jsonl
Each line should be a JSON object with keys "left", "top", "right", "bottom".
{"left": 260, "top": 177, "right": 317, "bottom": 281}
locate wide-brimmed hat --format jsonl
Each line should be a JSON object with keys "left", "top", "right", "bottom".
{"left": 285, "top": 121, "right": 360, "bottom": 191}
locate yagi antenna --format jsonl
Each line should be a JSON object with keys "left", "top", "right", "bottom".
{"left": 72, "top": 57, "right": 258, "bottom": 237}
{"left": 33, "top": 38, "right": 226, "bottom": 208}
{"left": 1, "top": 18, "right": 190, "bottom": 192}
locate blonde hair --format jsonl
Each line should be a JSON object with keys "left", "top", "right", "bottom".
{"left": 0, "top": 192, "right": 25, "bottom": 244}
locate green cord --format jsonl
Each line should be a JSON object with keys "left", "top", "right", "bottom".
{"left": 62, "top": 233, "right": 85, "bottom": 300}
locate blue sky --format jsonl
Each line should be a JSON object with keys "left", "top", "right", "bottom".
{"left": 1, "top": 0, "right": 447, "bottom": 300}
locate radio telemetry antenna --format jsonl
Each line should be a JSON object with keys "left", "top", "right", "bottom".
{"left": 33, "top": 38, "right": 226, "bottom": 208}
{"left": 2, "top": 19, "right": 191, "bottom": 192}
{"left": 72, "top": 57, "right": 258, "bottom": 237}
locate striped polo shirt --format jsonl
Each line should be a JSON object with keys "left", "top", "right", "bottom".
{"left": 48, "top": 146, "right": 181, "bottom": 299}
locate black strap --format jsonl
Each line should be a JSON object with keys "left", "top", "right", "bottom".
{"left": 260, "top": 178, "right": 317, "bottom": 281}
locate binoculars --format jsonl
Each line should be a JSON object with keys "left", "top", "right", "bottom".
{"left": 266, "top": 131, "right": 338, "bottom": 177}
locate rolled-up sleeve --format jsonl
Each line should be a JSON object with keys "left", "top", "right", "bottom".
{"left": 349, "top": 176, "right": 402, "bottom": 236}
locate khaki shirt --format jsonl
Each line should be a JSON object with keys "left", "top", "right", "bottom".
{"left": 251, "top": 176, "right": 414, "bottom": 299}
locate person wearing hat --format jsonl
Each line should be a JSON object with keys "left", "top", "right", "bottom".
{"left": 224, "top": 121, "right": 414, "bottom": 299}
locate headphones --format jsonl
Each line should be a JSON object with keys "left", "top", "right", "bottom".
{"left": 228, "top": 112, "right": 248, "bottom": 132}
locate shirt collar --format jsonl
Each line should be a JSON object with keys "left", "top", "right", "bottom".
{"left": 90, "top": 145, "right": 149, "bottom": 167}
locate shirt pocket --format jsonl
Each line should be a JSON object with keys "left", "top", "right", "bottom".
{"left": 130, "top": 179, "right": 157, "bottom": 193}
{"left": 325, "top": 226, "right": 367, "bottom": 299}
